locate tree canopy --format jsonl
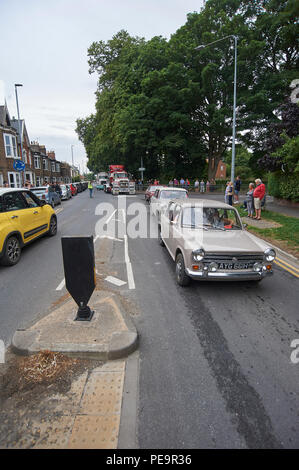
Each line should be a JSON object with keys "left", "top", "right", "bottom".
{"left": 76, "top": 0, "right": 298, "bottom": 182}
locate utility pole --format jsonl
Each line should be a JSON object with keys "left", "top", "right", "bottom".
{"left": 15, "top": 84, "right": 25, "bottom": 186}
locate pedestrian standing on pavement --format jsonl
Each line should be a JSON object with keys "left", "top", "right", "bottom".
{"left": 227, "top": 181, "right": 234, "bottom": 206}
{"left": 194, "top": 179, "right": 199, "bottom": 192}
{"left": 234, "top": 176, "right": 241, "bottom": 204}
{"left": 224, "top": 181, "right": 229, "bottom": 204}
{"left": 246, "top": 183, "right": 255, "bottom": 217}
{"left": 88, "top": 180, "right": 93, "bottom": 198}
{"left": 200, "top": 180, "right": 205, "bottom": 192}
{"left": 206, "top": 180, "right": 210, "bottom": 192}
{"left": 253, "top": 178, "right": 266, "bottom": 220}
{"left": 180, "top": 177, "right": 185, "bottom": 187}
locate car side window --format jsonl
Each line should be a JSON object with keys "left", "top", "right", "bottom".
{"left": 2, "top": 192, "right": 27, "bottom": 212}
{"left": 22, "top": 191, "right": 39, "bottom": 208}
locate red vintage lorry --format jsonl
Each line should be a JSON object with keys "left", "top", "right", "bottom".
{"left": 108, "top": 165, "right": 135, "bottom": 195}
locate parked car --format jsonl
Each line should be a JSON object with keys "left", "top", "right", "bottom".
{"left": 30, "top": 186, "right": 61, "bottom": 208}
{"left": 145, "top": 185, "right": 165, "bottom": 203}
{"left": 68, "top": 183, "right": 77, "bottom": 196}
{"left": 159, "top": 199, "right": 276, "bottom": 286}
{"left": 60, "top": 184, "right": 72, "bottom": 200}
{"left": 73, "top": 182, "right": 82, "bottom": 193}
{"left": 150, "top": 187, "right": 188, "bottom": 220}
{"left": 0, "top": 188, "right": 57, "bottom": 266}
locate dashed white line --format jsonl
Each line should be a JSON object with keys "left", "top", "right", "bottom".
{"left": 124, "top": 234, "right": 135, "bottom": 289}
{"left": 56, "top": 279, "right": 65, "bottom": 291}
{"left": 105, "top": 276, "right": 127, "bottom": 287}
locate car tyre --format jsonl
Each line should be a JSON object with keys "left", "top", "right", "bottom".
{"left": 1, "top": 236, "right": 21, "bottom": 266}
{"left": 175, "top": 253, "right": 191, "bottom": 286}
{"left": 48, "top": 215, "right": 57, "bottom": 237}
{"left": 158, "top": 225, "right": 165, "bottom": 247}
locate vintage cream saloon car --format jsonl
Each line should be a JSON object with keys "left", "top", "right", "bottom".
{"left": 159, "top": 199, "right": 276, "bottom": 286}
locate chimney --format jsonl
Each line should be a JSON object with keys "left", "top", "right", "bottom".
{"left": 47, "top": 151, "right": 56, "bottom": 160}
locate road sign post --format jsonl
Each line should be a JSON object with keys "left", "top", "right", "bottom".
{"left": 61, "top": 236, "right": 96, "bottom": 321}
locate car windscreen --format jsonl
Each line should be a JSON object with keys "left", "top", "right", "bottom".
{"left": 114, "top": 173, "right": 127, "bottom": 178}
{"left": 160, "top": 190, "right": 187, "bottom": 199}
{"left": 182, "top": 207, "right": 242, "bottom": 230}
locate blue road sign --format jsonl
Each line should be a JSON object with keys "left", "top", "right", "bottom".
{"left": 13, "top": 160, "right": 25, "bottom": 172}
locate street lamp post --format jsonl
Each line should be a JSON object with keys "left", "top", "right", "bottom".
{"left": 14, "top": 83, "right": 25, "bottom": 186}
{"left": 195, "top": 35, "right": 238, "bottom": 182}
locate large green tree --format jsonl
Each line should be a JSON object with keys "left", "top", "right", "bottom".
{"left": 76, "top": 0, "right": 298, "bottom": 181}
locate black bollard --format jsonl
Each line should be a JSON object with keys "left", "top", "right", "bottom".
{"left": 61, "top": 236, "right": 96, "bottom": 321}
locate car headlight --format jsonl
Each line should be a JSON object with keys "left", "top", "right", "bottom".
{"left": 192, "top": 248, "right": 205, "bottom": 261}
{"left": 264, "top": 248, "right": 276, "bottom": 262}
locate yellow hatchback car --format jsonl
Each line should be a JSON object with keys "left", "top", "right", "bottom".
{"left": 0, "top": 188, "right": 57, "bottom": 266}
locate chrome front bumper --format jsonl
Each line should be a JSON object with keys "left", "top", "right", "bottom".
{"left": 185, "top": 268, "right": 273, "bottom": 281}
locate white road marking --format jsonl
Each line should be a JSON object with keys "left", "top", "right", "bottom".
{"left": 55, "top": 208, "right": 63, "bottom": 214}
{"left": 100, "top": 235, "right": 124, "bottom": 242}
{"left": 105, "top": 276, "right": 127, "bottom": 287}
{"left": 124, "top": 234, "right": 135, "bottom": 289}
{"left": 56, "top": 279, "right": 65, "bottom": 291}
{"left": 105, "top": 209, "right": 117, "bottom": 225}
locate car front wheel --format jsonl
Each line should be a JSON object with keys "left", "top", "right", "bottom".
{"left": 48, "top": 215, "right": 57, "bottom": 237}
{"left": 158, "top": 225, "right": 165, "bottom": 247}
{"left": 175, "top": 253, "right": 191, "bottom": 286}
{"left": 1, "top": 236, "right": 21, "bottom": 266}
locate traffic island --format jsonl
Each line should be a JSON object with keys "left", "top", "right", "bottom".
{"left": 12, "top": 290, "right": 138, "bottom": 361}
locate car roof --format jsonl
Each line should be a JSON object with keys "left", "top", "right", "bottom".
{"left": 159, "top": 187, "right": 187, "bottom": 191}
{"left": 0, "top": 187, "right": 31, "bottom": 196}
{"left": 167, "top": 198, "right": 236, "bottom": 210}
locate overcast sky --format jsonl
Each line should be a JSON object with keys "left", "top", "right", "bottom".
{"left": 0, "top": 0, "right": 204, "bottom": 172}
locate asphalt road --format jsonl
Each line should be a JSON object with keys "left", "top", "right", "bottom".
{"left": 0, "top": 189, "right": 298, "bottom": 448}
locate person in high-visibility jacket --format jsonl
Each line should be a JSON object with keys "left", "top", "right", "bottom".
{"left": 88, "top": 181, "right": 94, "bottom": 198}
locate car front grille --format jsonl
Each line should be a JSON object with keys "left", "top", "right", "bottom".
{"left": 203, "top": 253, "right": 264, "bottom": 263}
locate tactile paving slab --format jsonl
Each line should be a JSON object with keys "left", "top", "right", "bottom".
{"left": 68, "top": 415, "right": 120, "bottom": 449}
{"left": 79, "top": 370, "right": 124, "bottom": 415}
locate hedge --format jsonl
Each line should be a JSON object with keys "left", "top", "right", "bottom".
{"left": 267, "top": 172, "right": 299, "bottom": 202}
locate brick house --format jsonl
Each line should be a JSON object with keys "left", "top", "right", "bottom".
{"left": 1, "top": 102, "right": 77, "bottom": 188}
{"left": 215, "top": 160, "right": 227, "bottom": 179}
{"left": 60, "top": 162, "right": 72, "bottom": 183}
{"left": 30, "top": 144, "right": 63, "bottom": 185}
{"left": 0, "top": 103, "right": 23, "bottom": 187}
{"left": 11, "top": 118, "right": 35, "bottom": 186}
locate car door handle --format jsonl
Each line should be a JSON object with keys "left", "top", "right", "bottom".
{"left": 33, "top": 211, "right": 38, "bottom": 214}
{"left": 11, "top": 215, "right": 18, "bottom": 219}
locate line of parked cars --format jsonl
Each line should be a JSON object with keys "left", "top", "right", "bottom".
{"left": 0, "top": 182, "right": 89, "bottom": 266}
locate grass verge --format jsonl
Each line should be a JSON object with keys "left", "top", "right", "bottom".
{"left": 236, "top": 206, "right": 299, "bottom": 257}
